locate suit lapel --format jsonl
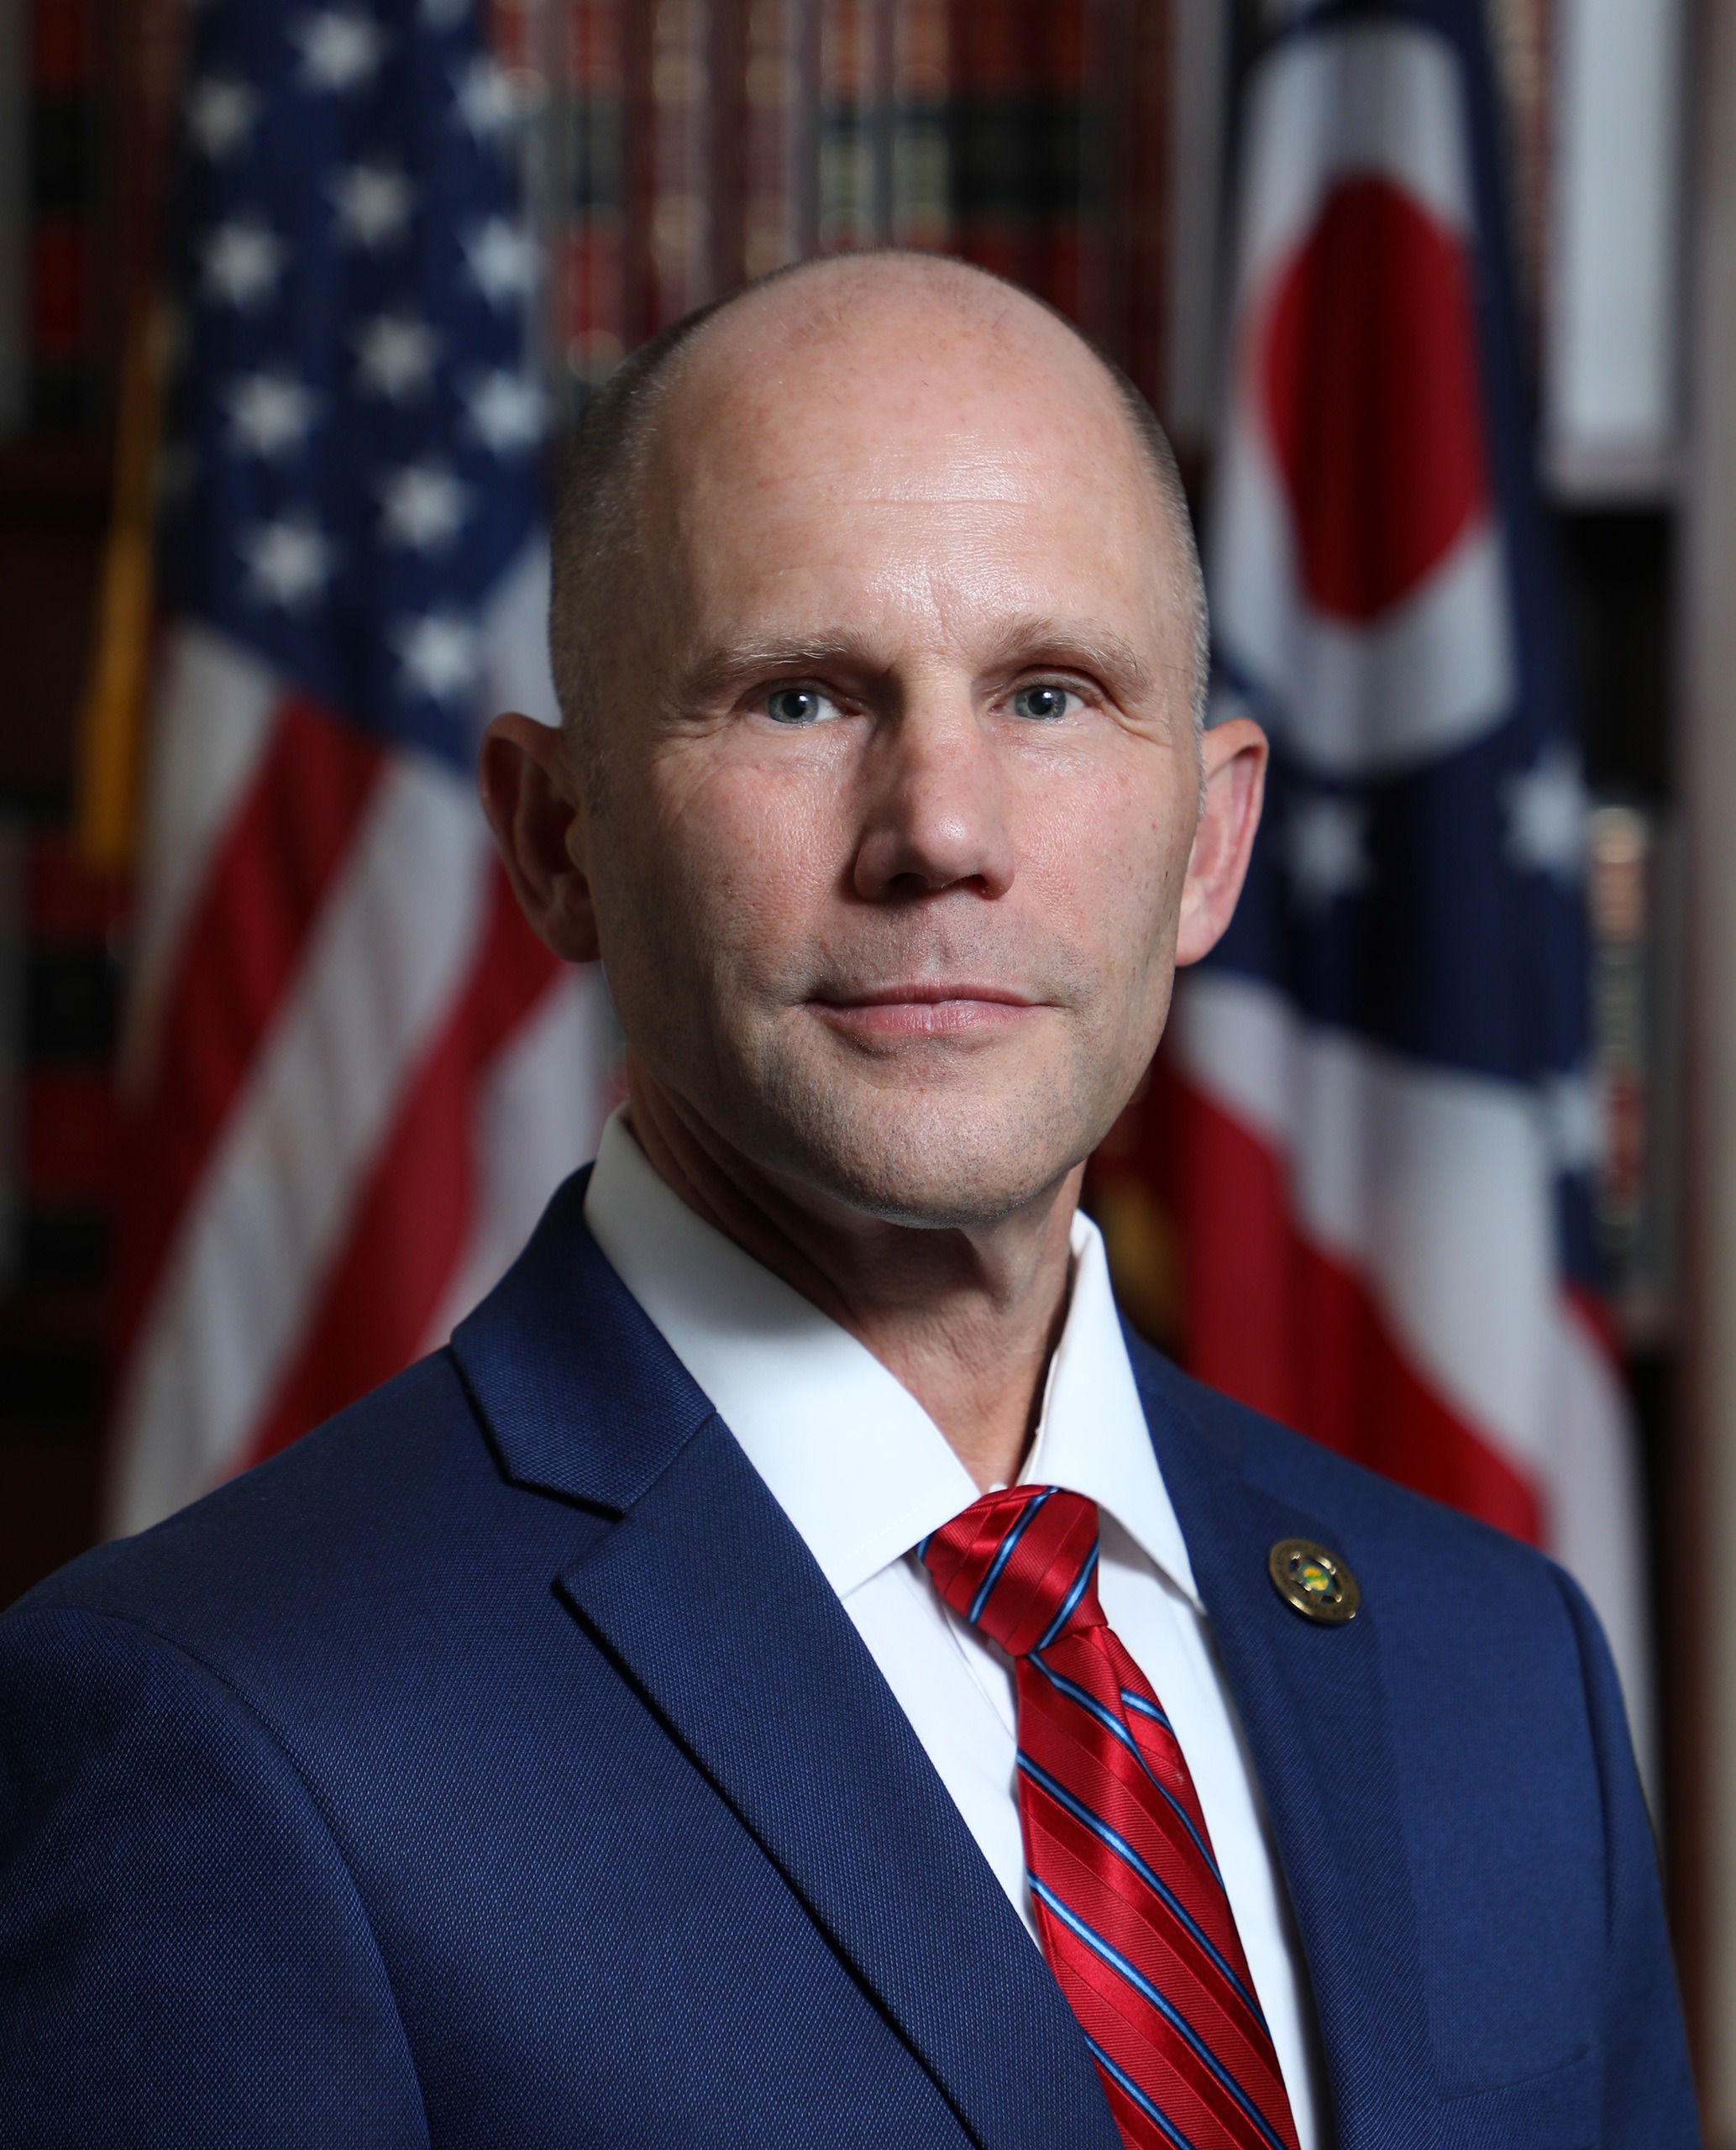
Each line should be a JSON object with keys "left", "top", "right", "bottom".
{"left": 452, "top": 1176, "right": 1120, "bottom": 2150}
{"left": 1133, "top": 1351, "right": 1434, "bottom": 2149}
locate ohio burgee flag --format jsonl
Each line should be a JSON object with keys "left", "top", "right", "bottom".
{"left": 1167, "top": 0, "right": 1654, "bottom": 1763}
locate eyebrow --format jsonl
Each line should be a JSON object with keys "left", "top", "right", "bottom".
{"left": 677, "top": 616, "right": 1158, "bottom": 703}
{"left": 973, "top": 614, "right": 1157, "bottom": 700}
{"left": 678, "top": 635, "right": 878, "bottom": 700}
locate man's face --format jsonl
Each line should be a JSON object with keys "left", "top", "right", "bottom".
{"left": 565, "top": 285, "right": 1240, "bottom": 1228}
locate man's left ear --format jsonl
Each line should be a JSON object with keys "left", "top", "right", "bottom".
{"left": 1174, "top": 716, "right": 1267, "bottom": 967}
{"left": 478, "top": 712, "right": 603, "bottom": 965}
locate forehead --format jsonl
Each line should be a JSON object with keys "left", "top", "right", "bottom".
{"left": 642, "top": 275, "right": 1177, "bottom": 649}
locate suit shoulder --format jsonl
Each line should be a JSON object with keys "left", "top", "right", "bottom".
{"left": 7, "top": 1350, "right": 498, "bottom": 1650}
{"left": 1122, "top": 1326, "right": 1561, "bottom": 1590}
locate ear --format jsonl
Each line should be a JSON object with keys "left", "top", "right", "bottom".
{"left": 1174, "top": 715, "right": 1267, "bottom": 967}
{"left": 478, "top": 712, "right": 603, "bottom": 964}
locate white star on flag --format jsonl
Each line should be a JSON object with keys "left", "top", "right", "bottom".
{"left": 379, "top": 461, "right": 469, "bottom": 551}
{"left": 200, "top": 219, "right": 286, "bottom": 309}
{"left": 462, "top": 217, "right": 538, "bottom": 306}
{"left": 461, "top": 368, "right": 544, "bottom": 453}
{"left": 241, "top": 515, "right": 335, "bottom": 609}
{"left": 332, "top": 162, "right": 415, "bottom": 249}
{"left": 452, "top": 55, "right": 517, "bottom": 143}
{"left": 186, "top": 77, "right": 258, "bottom": 159}
{"left": 225, "top": 372, "right": 320, "bottom": 458}
{"left": 1285, "top": 793, "right": 1371, "bottom": 912}
{"left": 422, "top": 0, "right": 471, "bottom": 24}
{"left": 1503, "top": 742, "right": 1590, "bottom": 885}
{"left": 354, "top": 313, "right": 442, "bottom": 401}
{"left": 291, "top": 10, "right": 389, "bottom": 92}
{"left": 396, "top": 611, "right": 481, "bottom": 704}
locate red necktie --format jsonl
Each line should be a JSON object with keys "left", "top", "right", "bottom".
{"left": 921, "top": 1485, "right": 1300, "bottom": 2150}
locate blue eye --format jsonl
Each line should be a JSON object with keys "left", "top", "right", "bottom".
{"left": 1010, "top": 684, "right": 1074, "bottom": 721}
{"left": 765, "top": 687, "right": 832, "bottom": 725}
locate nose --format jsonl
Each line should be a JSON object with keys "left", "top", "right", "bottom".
{"left": 850, "top": 690, "right": 1018, "bottom": 903}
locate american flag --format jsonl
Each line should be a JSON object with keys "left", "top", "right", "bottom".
{"left": 105, "top": 0, "right": 616, "bottom": 1534}
{"left": 1162, "top": 2, "right": 1654, "bottom": 1768}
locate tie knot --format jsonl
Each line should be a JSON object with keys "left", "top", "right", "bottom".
{"left": 920, "top": 1485, "right": 1103, "bottom": 1656}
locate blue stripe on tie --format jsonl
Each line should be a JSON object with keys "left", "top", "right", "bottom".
{"left": 1017, "top": 1752, "right": 1267, "bottom": 2027}
{"left": 1035, "top": 1543, "right": 1099, "bottom": 1651}
{"left": 1031, "top": 1879, "right": 1292, "bottom": 2150}
{"left": 1082, "top": 2034, "right": 1199, "bottom": 2150}
{"left": 1120, "top": 1688, "right": 1173, "bottom": 1734}
{"left": 1026, "top": 1654, "right": 1223, "bottom": 1887}
{"left": 968, "top": 1487, "right": 1053, "bottom": 1625}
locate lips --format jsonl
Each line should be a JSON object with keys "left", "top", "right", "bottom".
{"left": 810, "top": 983, "right": 1040, "bottom": 1041}
{"left": 821, "top": 982, "right": 1034, "bottom": 1009}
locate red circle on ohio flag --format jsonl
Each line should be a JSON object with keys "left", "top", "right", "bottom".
{"left": 1260, "top": 175, "right": 1489, "bottom": 623}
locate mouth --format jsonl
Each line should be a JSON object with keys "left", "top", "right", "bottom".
{"left": 810, "top": 982, "right": 1042, "bottom": 1042}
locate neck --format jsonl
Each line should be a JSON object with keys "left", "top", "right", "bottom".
{"left": 624, "top": 1058, "right": 1081, "bottom": 1491}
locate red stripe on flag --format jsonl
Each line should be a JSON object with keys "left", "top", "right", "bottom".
{"left": 112, "top": 697, "right": 385, "bottom": 1370}
{"left": 1174, "top": 1073, "right": 1542, "bottom": 1545}
{"left": 239, "top": 860, "right": 562, "bottom": 1467}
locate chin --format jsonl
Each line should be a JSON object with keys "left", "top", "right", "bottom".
{"left": 751, "top": 1066, "right": 1098, "bottom": 1229}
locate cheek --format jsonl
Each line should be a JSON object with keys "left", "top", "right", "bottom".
{"left": 651, "top": 744, "right": 850, "bottom": 963}
{"left": 1016, "top": 743, "right": 1196, "bottom": 952}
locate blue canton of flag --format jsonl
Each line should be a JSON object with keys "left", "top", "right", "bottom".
{"left": 157, "top": 0, "right": 546, "bottom": 768}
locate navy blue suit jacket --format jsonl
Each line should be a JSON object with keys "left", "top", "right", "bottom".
{"left": 0, "top": 1172, "right": 1699, "bottom": 2147}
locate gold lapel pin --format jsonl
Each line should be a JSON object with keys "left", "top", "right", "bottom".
{"left": 1267, "top": 1537, "right": 1361, "bottom": 1625}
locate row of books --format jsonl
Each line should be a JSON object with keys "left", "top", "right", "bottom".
{"left": 0, "top": 0, "right": 102, "bottom": 433}
{"left": 0, "top": 0, "right": 1572, "bottom": 448}
{"left": 519, "top": 0, "right": 1223, "bottom": 444}
{"left": 2, "top": 0, "right": 181, "bottom": 438}
{"left": 0, "top": 822, "right": 121, "bottom": 1301}
{"left": 519, "top": 0, "right": 1569, "bottom": 448}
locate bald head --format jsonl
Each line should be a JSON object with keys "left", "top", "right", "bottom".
{"left": 548, "top": 252, "right": 1208, "bottom": 765}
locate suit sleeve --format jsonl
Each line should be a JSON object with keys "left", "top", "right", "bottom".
{"left": 1550, "top": 1568, "right": 1703, "bottom": 2147}
{"left": 0, "top": 1604, "right": 429, "bottom": 2149}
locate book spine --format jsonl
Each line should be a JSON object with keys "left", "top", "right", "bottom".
{"left": 818, "top": 0, "right": 880, "bottom": 253}
{"left": 1036, "top": 0, "right": 1086, "bottom": 323}
{"left": 0, "top": 0, "right": 24, "bottom": 431}
{"left": 1485, "top": 0, "right": 1552, "bottom": 358}
{"left": 739, "top": 0, "right": 807, "bottom": 280}
{"left": 643, "top": 0, "right": 717, "bottom": 330}
{"left": 0, "top": 817, "right": 20, "bottom": 1285}
{"left": 565, "top": 0, "right": 627, "bottom": 404}
{"left": 1125, "top": 0, "right": 1172, "bottom": 422}
{"left": 18, "top": 826, "right": 123, "bottom": 1289}
{"left": 28, "top": 0, "right": 97, "bottom": 429}
{"left": 891, "top": 0, "right": 950, "bottom": 251}
{"left": 948, "top": 0, "right": 1037, "bottom": 290}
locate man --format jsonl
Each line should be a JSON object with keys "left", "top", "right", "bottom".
{"left": 0, "top": 254, "right": 1696, "bottom": 2147}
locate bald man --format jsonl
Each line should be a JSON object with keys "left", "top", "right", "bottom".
{"left": 0, "top": 257, "right": 1697, "bottom": 2148}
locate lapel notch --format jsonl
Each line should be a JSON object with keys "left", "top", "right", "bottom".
{"left": 450, "top": 1169, "right": 716, "bottom": 1511}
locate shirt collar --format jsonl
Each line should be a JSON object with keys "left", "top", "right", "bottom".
{"left": 582, "top": 1109, "right": 1200, "bottom": 1610}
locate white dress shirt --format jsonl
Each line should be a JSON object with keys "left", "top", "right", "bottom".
{"left": 585, "top": 1109, "right": 1322, "bottom": 2148}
